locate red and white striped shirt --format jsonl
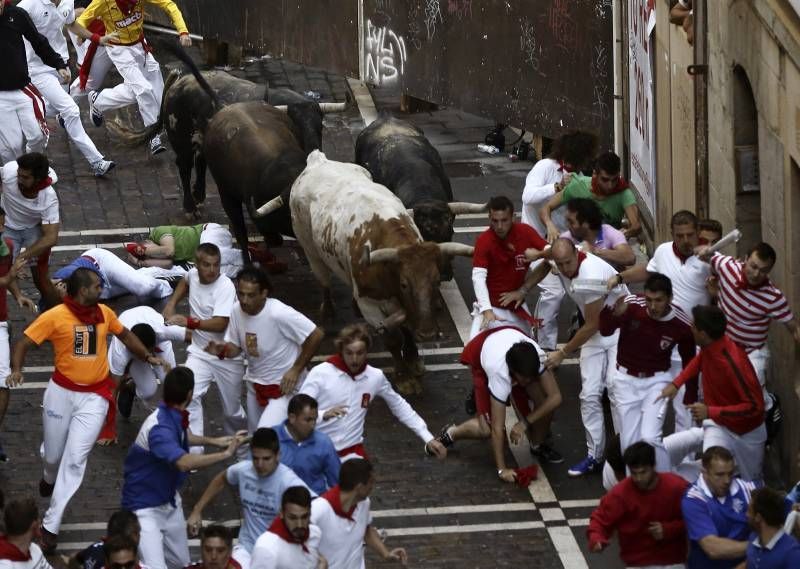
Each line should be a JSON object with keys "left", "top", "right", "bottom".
{"left": 711, "top": 254, "right": 793, "bottom": 351}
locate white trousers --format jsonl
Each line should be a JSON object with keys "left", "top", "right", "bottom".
{"left": 702, "top": 419, "right": 766, "bottom": 482}
{"left": 135, "top": 493, "right": 190, "bottom": 569}
{"left": 87, "top": 248, "right": 173, "bottom": 300}
{"left": 0, "top": 323, "right": 10, "bottom": 388}
{"left": 579, "top": 331, "right": 618, "bottom": 460}
{"left": 31, "top": 71, "right": 104, "bottom": 165}
{"left": 41, "top": 380, "right": 108, "bottom": 534}
{"left": 0, "top": 87, "right": 48, "bottom": 163}
{"left": 669, "top": 347, "right": 695, "bottom": 433}
{"left": 533, "top": 269, "right": 565, "bottom": 351}
{"left": 68, "top": 33, "right": 113, "bottom": 100}
{"left": 232, "top": 545, "right": 251, "bottom": 569}
{"left": 747, "top": 346, "right": 771, "bottom": 411}
{"left": 95, "top": 44, "right": 164, "bottom": 127}
{"left": 185, "top": 353, "right": 246, "bottom": 453}
{"left": 614, "top": 369, "right": 673, "bottom": 472}
{"left": 131, "top": 340, "right": 176, "bottom": 403}
{"left": 469, "top": 303, "right": 533, "bottom": 340}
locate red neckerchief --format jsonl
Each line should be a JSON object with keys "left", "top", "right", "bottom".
{"left": 322, "top": 486, "right": 356, "bottom": 521}
{"left": 115, "top": 0, "right": 138, "bottom": 15}
{"left": 565, "top": 251, "right": 587, "bottom": 279}
{"left": 167, "top": 404, "right": 190, "bottom": 429}
{"left": 591, "top": 176, "right": 629, "bottom": 196}
{"left": 62, "top": 295, "right": 104, "bottom": 325}
{"left": 671, "top": 241, "right": 691, "bottom": 265}
{"left": 0, "top": 537, "right": 31, "bottom": 562}
{"left": 79, "top": 20, "right": 107, "bottom": 90}
{"left": 24, "top": 176, "right": 52, "bottom": 193}
{"left": 268, "top": 516, "right": 309, "bottom": 552}
{"left": 557, "top": 160, "right": 574, "bottom": 173}
{"left": 327, "top": 354, "right": 366, "bottom": 379}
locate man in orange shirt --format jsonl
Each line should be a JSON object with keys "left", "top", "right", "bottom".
{"left": 8, "top": 267, "right": 162, "bottom": 553}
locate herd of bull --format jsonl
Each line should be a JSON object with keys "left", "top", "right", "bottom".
{"left": 111, "top": 44, "right": 488, "bottom": 394}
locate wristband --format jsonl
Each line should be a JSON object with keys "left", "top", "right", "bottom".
{"left": 187, "top": 317, "right": 201, "bottom": 330}
{"left": 217, "top": 345, "right": 228, "bottom": 360}
{"left": 91, "top": 33, "right": 101, "bottom": 44}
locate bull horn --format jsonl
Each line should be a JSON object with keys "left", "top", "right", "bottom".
{"left": 254, "top": 195, "right": 284, "bottom": 217}
{"left": 319, "top": 102, "right": 347, "bottom": 113}
{"left": 273, "top": 105, "right": 288, "bottom": 112}
{"left": 405, "top": 208, "right": 415, "bottom": 217}
{"left": 382, "top": 309, "right": 407, "bottom": 329}
{"left": 368, "top": 247, "right": 400, "bottom": 264}
{"left": 438, "top": 242, "right": 475, "bottom": 257}
{"left": 448, "top": 201, "right": 489, "bottom": 215}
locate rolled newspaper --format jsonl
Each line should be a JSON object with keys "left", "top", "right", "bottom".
{"left": 570, "top": 278, "right": 621, "bottom": 295}
{"left": 706, "top": 228, "right": 742, "bottom": 255}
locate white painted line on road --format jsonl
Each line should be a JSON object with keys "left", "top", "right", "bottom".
{"left": 454, "top": 226, "right": 486, "bottom": 234}
{"left": 347, "top": 77, "right": 377, "bottom": 127}
{"left": 567, "top": 519, "right": 590, "bottom": 527}
{"left": 372, "top": 502, "right": 537, "bottom": 518}
{"left": 548, "top": 526, "right": 589, "bottom": 568}
{"left": 439, "top": 279, "right": 473, "bottom": 344}
{"left": 384, "top": 520, "right": 545, "bottom": 537}
{"left": 560, "top": 499, "right": 600, "bottom": 509}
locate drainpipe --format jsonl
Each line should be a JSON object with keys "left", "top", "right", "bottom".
{"left": 690, "top": 0, "right": 710, "bottom": 218}
{"left": 612, "top": 0, "right": 624, "bottom": 158}
{"left": 358, "top": 0, "right": 365, "bottom": 80}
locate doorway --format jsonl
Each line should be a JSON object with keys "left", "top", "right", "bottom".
{"left": 732, "top": 66, "right": 761, "bottom": 256}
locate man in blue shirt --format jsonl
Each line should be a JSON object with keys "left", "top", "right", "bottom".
{"left": 121, "top": 367, "right": 246, "bottom": 569}
{"left": 273, "top": 394, "right": 340, "bottom": 495}
{"left": 186, "top": 428, "right": 311, "bottom": 569}
{"left": 682, "top": 446, "right": 757, "bottom": 568}
{"left": 744, "top": 487, "right": 800, "bottom": 569}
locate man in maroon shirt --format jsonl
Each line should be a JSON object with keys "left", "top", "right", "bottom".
{"left": 599, "top": 273, "right": 695, "bottom": 471}
{"left": 659, "top": 305, "right": 766, "bottom": 481}
{"left": 470, "top": 195, "right": 548, "bottom": 339}
{"left": 588, "top": 441, "right": 689, "bottom": 567}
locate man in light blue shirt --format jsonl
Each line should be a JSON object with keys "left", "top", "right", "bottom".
{"left": 186, "top": 428, "right": 311, "bottom": 569}
{"left": 274, "top": 394, "right": 340, "bottom": 495}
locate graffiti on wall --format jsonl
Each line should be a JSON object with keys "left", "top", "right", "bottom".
{"left": 424, "top": 0, "right": 443, "bottom": 39}
{"left": 364, "top": 19, "right": 408, "bottom": 86}
{"left": 519, "top": 19, "right": 540, "bottom": 72}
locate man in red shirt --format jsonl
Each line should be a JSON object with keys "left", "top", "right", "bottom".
{"left": 659, "top": 305, "right": 766, "bottom": 481}
{"left": 599, "top": 273, "right": 695, "bottom": 472}
{"left": 470, "top": 195, "right": 548, "bottom": 339}
{"left": 588, "top": 441, "right": 689, "bottom": 567}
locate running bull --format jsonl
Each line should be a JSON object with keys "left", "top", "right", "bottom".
{"left": 286, "top": 150, "right": 474, "bottom": 394}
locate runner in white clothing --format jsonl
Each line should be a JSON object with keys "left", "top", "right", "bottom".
{"left": 163, "top": 242, "right": 246, "bottom": 453}
{"left": 0, "top": 498, "right": 53, "bottom": 569}
{"left": 311, "top": 459, "right": 406, "bottom": 569}
{"left": 250, "top": 487, "right": 324, "bottom": 569}
{"left": 520, "top": 131, "right": 597, "bottom": 351}
{"left": 204, "top": 266, "right": 323, "bottom": 432}
{"left": 299, "top": 323, "right": 446, "bottom": 461}
{"left": 17, "top": 0, "right": 116, "bottom": 177}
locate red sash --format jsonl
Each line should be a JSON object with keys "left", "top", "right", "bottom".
{"left": 52, "top": 371, "right": 117, "bottom": 441}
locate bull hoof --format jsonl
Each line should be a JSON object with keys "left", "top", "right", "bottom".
{"left": 394, "top": 376, "right": 416, "bottom": 396}
{"left": 409, "top": 359, "right": 426, "bottom": 378}
{"left": 320, "top": 301, "right": 335, "bottom": 322}
{"left": 183, "top": 210, "right": 202, "bottom": 222}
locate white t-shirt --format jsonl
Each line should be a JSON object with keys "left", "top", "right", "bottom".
{"left": 0, "top": 543, "right": 52, "bottom": 569}
{"left": 480, "top": 328, "right": 546, "bottom": 402}
{"left": 311, "top": 495, "right": 372, "bottom": 569}
{"left": 185, "top": 269, "right": 238, "bottom": 359}
{"left": 224, "top": 299, "right": 316, "bottom": 385}
{"left": 18, "top": 0, "right": 73, "bottom": 75}
{"left": 520, "top": 157, "right": 568, "bottom": 235}
{"left": 646, "top": 241, "right": 711, "bottom": 318}
{"left": 109, "top": 306, "right": 186, "bottom": 376}
{"left": 0, "top": 163, "right": 60, "bottom": 229}
{"left": 558, "top": 253, "right": 629, "bottom": 316}
{"left": 250, "top": 524, "right": 322, "bottom": 569}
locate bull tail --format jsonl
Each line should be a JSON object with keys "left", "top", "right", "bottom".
{"left": 105, "top": 69, "right": 182, "bottom": 145}
{"left": 159, "top": 41, "right": 220, "bottom": 111}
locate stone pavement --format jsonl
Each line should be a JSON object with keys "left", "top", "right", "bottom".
{"left": 0, "top": 42, "right": 629, "bottom": 568}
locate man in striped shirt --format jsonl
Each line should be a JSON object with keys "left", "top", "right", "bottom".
{"left": 698, "top": 242, "right": 800, "bottom": 408}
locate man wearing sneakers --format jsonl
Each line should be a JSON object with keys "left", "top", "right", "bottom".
{"left": 435, "top": 325, "right": 563, "bottom": 481}
{"left": 17, "top": 0, "right": 116, "bottom": 177}
{"left": 205, "top": 266, "right": 323, "bottom": 432}
{"left": 299, "top": 323, "right": 446, "bottom": 461}
{"left": 77, "top": 0, "right": 192, "bottom": 155}
{"left": 163, "top": 242, "right": 247, "bottom": 453}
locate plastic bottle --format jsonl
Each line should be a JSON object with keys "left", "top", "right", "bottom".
{"left": 477, "top": 144, "right": 499, "bottom": 154}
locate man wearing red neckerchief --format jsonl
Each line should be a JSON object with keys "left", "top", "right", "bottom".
{"left": 540, "top": 151, "right": 641, "bottom": 242}
{"left": 0, "top": 497, "right": 52, "bottom": 569}
{"left": 8, "top": 268, "right": 160, "bottom": 554}
{"left": 311, "top": 459, "right": 405, "bottom": 569}
{"left": 251, "top": 487, "right": 324, "bottom": 569}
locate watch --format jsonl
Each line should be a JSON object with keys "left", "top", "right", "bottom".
{"left": 497, "top": 469, "right": 504, "bottom": 478}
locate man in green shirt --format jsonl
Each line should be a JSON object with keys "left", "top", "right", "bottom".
{"left": 125, "top": 224, "right": 205, "bottom": 268}
{"left": 539, "top": 152, "right": 641, "bottom": 242}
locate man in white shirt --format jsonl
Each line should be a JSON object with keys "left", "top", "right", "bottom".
{"left": 0, "top": 497, "right": 52, "bottom": 569}
{"left": 529, "top": 238, "right": 629, "bottom": 477}
{"left": 205, "top": 265, "right": 324, "bottom": 432}
{"left": 17, "top": 0, "right": 115, "bottom": 177}
{"left": 300, "top": 323, "right": 446, "bottom": 461}
{"left": 187, "top": 428, "right": 311, "bottom": 569}
{"left": 520, "top": 131, "right": 597, "bottom": 351}
{"left": 163, "top": 242, "right": 246, "bottom": 453}
{"left": 311, "top": 458, "right": 406, "bottom": 569}
{"left": 250, "top": 486, "right": 324, "bottom": 569}
{"left": 609, "top": 210, "right": 711, "bottom": 431}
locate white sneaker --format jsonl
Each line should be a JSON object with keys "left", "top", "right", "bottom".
{"left": 149, "top": 134, "right": 166, "bottom": 156}
{"left": 91, "top": 159, "right": 116, "bottom": 177}
{"left": 88, "top": 91, "right": 104, "bottom": 127}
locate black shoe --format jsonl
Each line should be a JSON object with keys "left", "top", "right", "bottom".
{"left": 116, "top": 379, "right": 135, "bottom": 419}
{"left": 39, "top": 478, "right": 54, "bottom": 498}
{"left": 464, "top": 390, "right": 476, "bottom": 416}
{"left": 530, "top": 442, "right": 564, "bottom": 464}
{"left": 0, "top": 439, "right": 7, "bottom": 462}
{"left": 156, "top": 274, "right": 184, "bottom": 289}
{"left": 435, "top": 424, "right": 455, "bottom": 449}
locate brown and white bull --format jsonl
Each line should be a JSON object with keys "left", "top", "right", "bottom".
{"left": 289, "top": 150, "right": 473, "bottom": 394}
